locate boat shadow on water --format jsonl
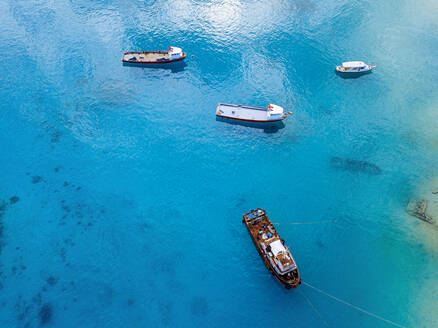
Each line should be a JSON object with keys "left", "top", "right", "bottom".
{"left": 122, "top": 61, "right": 187, "bottom": 73}
{"left": 335, "top": 70, "right": 373, "bottom": 79}
{"left": 216, "top": 116, "right": 286, "bottom": 133}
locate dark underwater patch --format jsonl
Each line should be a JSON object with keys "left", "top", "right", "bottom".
{"left": 159, "top": 300, "right": 173, "bottom": 326}
{"left": 316, "top": 240, "right": 325, "bottom": 248}
{"left": 46, "top": 276, "right": 58, "bottom": 286}
{"left": 32, "top": 176, "right": 42, "bottom": 184}
{"left": 38, "top": 303, "right": 52, "bottom": 324}
{"left": 0, "top": 200, "right": 5, "bottom": 251}
{"left": 33, "top": 292, "right": 42, "bottom": 306}
{"left": 330, "top": 157, "right": 382, "bottom": 175}
{"left": 10, "top": 196, "right": 20, "bottom": 204}
{"left": 61, "top": 204, "right": 70, "bottom": 212}
{"left": 51, "top": 130, "right": 62, "bottom": 143}
{"left": 60, "top": 248, "right": 66, "bottom": 262}
{"left": 0, "top": 200, "right": 7, "bottom": 212}
{"left": 235, "top": 196, "right": 246, "bottom": 207}
{"left": 152, "top": 258, "right": 175, "bottom": 275}
{"left": 191, "top": 296, "right": 209, "bottom": 316}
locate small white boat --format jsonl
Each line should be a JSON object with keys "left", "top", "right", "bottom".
{"left": 335, "top": 61, "right": 375, "bottom": 74}
{"left": 216, "top": 103, "right": 288, "bottom": 123}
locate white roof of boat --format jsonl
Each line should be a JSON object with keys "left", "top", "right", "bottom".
{"left": 268, "top": 104, "right": 284, "bottom": 115}
{"left": 270, "top": 239, "right": 286, "bottom": 256}
{"left": 169, "top": 46, "right": 182, "bottom": 55}
{"left": 342, "top": 61, "right": 366, "bottom": 67}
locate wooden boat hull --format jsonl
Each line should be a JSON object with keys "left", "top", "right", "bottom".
{"left": 243, "top": 209, "right": 301, "bottom": 289}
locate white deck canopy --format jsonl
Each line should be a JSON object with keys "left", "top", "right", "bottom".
{"left": 342, "top": 61, "right": 366, "bottom": 68}
{"left": 270, "top": 239, "right": 286, "bottom": 256}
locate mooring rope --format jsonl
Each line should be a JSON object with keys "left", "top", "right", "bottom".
{"left": 298, "top": 289, "right": 329, "bottom": 327}
{"left": 302, "top": 281, "right": 407, "bottom": 328}
{"left": 272, "top": 219, "right": 338, "bottom": 225}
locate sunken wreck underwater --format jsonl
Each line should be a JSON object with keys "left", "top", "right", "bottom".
{"left": 330, "top": 157, "right": 382, "bottom": 175}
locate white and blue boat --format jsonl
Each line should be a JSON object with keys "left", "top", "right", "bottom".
{"left": 335, "top": 61, "right": 375, "bottom": 74}
{"left": 216, "top": 103, "right": 288, "bottom": 123}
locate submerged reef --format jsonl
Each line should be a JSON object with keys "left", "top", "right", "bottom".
{"left": 330, "top": 157, "right": 382, "bottom": 175}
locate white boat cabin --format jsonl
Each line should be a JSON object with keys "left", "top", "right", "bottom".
{"left": 263, "top": 238, "right": 297, "bottom": 274}
{"left": 168, "top": 46, "right": 183, "bottom": 60}
{"left": 336, "top": 61, "right": 375, "bottom": 73}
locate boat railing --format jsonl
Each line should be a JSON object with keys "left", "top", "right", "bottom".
{"left": 218, "top": 103, "right": 267, "bottom": 111}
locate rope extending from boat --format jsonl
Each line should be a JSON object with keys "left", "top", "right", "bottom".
{"left": 272, "top": 219, "right": 338, "bottom": 225}
{"left": 302, "top": 281, "right": 407, "bottom": 328}
{"left": 298, "top": 289, "right": 329, "bottom": 327}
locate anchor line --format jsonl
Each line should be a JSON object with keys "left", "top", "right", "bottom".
{"left": 298, "top": 289, "right": 329, "bottom": 327}
{"left": 302, "top": 281, "right": 407, "bottom": 328}
{"left": 272, "top": 219, "right": 338, "bottom": 225}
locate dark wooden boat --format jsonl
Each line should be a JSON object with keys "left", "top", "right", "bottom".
{"left": 243, "top": 208, "right": 301, "bottom": 289}
{"left": 122, "top": 46, "right": 187, "bottom": 65}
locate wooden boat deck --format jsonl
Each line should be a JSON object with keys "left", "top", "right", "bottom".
{"left": 122, "top": 51, "right": 170, "bottom": 63}
{"left": 122, "top": 51, "right": 187, "bottom": 64}
{"left": 243, "top": 209, "right": 300, "bottom": 288}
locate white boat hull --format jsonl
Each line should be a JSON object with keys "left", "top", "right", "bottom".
{"left": 216, "top": 103, "right": 287, "bottom": 123}
{"left": 336, "top": 64, "right": 375, "bottom": 73}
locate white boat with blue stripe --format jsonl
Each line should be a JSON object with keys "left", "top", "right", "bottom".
{"left": 335, "top": 61, "right": 375, "bottom": 74}
{"left": 216, "top": 103, "right": 288, "bottom": 123}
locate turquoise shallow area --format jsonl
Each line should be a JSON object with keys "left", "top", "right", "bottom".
{"left": 1, "top": 0, "right": 438, "bottom": 327}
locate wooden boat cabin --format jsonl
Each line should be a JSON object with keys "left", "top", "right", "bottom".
{"left": 243, "top": 208, "right": 301, "bottom": 289}
{"left": 122, "top": 46, "right": 187, "bottom": 64}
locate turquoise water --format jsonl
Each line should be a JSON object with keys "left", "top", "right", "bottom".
{"left": 1, "top": 0, "right": 438, "bottom": 327}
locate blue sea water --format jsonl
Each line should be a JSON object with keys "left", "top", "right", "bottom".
{"left": 1, "top": 0, "right": 438, "bottom": 327}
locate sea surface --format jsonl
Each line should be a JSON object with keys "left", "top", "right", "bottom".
{"left": 1, "top": 0, "right": 438, "bottom": 327}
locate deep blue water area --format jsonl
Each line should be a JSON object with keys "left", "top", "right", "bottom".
{"left": 1, "top": 0, "right": 438, "bottom": 327}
